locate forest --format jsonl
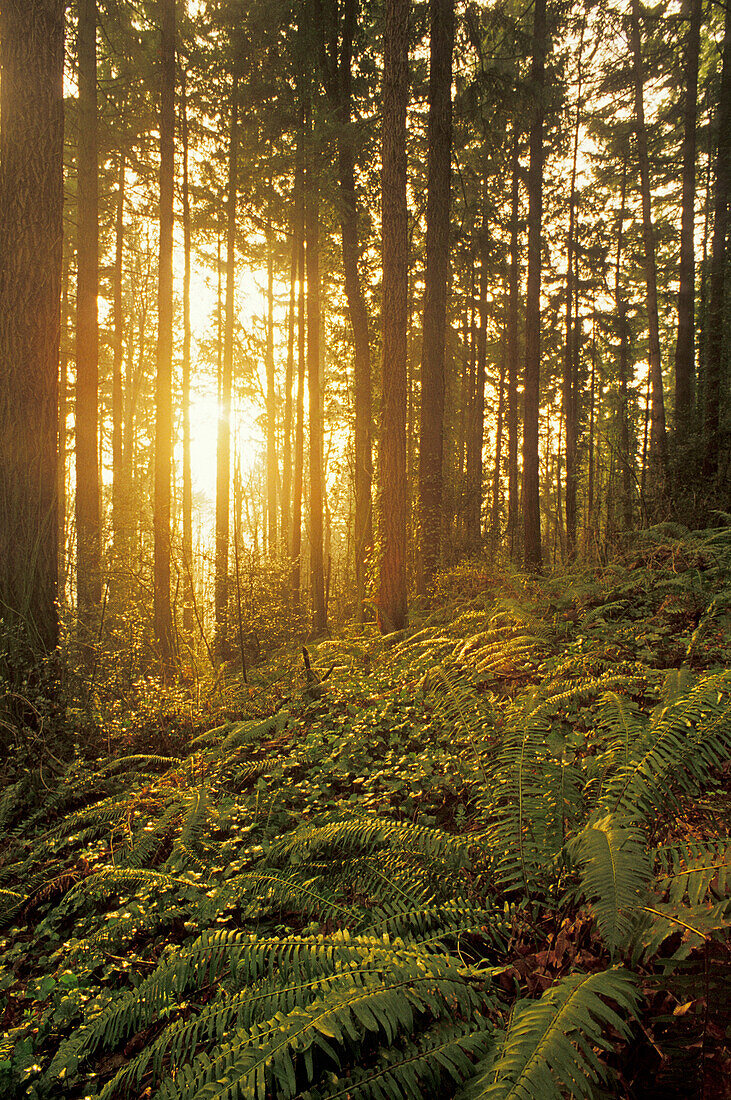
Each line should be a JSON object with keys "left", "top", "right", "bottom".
{"left": 0, "top": 0, "right": 730, "bottom": 1097}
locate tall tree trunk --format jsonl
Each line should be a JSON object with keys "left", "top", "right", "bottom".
{"left": 377, "top": 0, "right": 409, "bottom": 632}
{"left": 522, "top": 0, "right": 547, "bottom": 571}
{"left": 629, "top": 0, "right": 668, "bottom": 483}
{"left": 316, "top": 0, "right": 374, "bottom": 623}
{"left": 76, "top": 0, "right": 101, "bottom": 619}
{"left": 0, "top": 0, "right": 64, "bottom": 654}
{"left": 215, "top": 77, "right": 239, "bottom": 658}
{"left": 490, "top": 348, "right": 506, "bottom": 542}
{"left": 673, "top": 0, "right": 701, "bottom": 445}
{"left": 418, "top": 0, "right": 454, "bottom": 592}
{"left": 112, "top": 143, "right": 126, "bottom": 566}
{"left": 466, "top": 247, "right": 487, "bottom": 547}
{"left": 281, "top": 225, "right": 296, "bottom": 555}
{"left": 58, "top": 254, "right": 70, "bottom": 601}
{"left": 306, "top": 126, "right": 327, "bottom": 635}
{"left": 181, "top": 69, "right": 193, "bottom": 633}
{"left": 615, "top": 160, "right": 634, "bottom": 531}
{"left": 266, "top": 213, "right": 277, "bottom": 558}
{"left": 703, "top": 0, "right": 731, "bottom": 481}
{"left": 563, "top": 17, "right": 584, "bottom": 561}
{"left": 506, "top": 124, "right": 521, "bottom": 557}
{"left": 154, "top": 0, "right": 176, "bottom": 671}
{"left": 291, "top": 119, "right": 306, "bottom": 602}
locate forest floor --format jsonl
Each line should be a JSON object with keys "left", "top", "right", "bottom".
{"left": 1, "top": 522, "right": 730, "bottom": 1100}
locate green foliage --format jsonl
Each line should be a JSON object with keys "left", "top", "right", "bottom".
{"left": 1, "top": 534, "right": 729, "bottom": 1099}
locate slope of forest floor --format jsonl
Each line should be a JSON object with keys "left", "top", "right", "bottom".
{"left": 1, "top": 522, "right": 730, "bottom": 1100}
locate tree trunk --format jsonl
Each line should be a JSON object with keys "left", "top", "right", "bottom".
{"left": 629, "top": 0, "right": 668, "bottom": 483}
{"left": 490, "top": 347, "right": 506, "bottom": 542}
{"left": 466, "top": 247, "right": 487, "bottom": 547}
{"left": 266, "top": 212, "right": 277, "bottom": 558}
{"left": 306, "top": 127, "right": 327, "bottom": 635}
{"left": 506, "top": 124, "right": 521, "bottom": 557}
{"left": 0, "top": 0, "right": 64, "bottom": 653}
{"left": 154, "top": 0, "right": 176, "bottom": 671}
{"left": 377, "top": 0, "right": 409, "bottom": 632}
{"left": 181, "top": 69, "right": 193, "bottom": 633}
{"left": 76, "top": 0, "right": 101, "bottom": 619}
{"left": 281, "top": 225, "right": 296, "bottom": 555}
{"left": 615, "top": 160, "right": 634, "bottom": 532}
{"left": 703, "top": 0, "right": 731, "bottom": 481}
{"left": 317, "top": 0, "right": 374, "bottom": 623}
{"left": 418, "top": 0, "right": 454, "bottom": 592}
{"left": 522, "top": 0, "right": 547, "bottom": 571}
{"left": 291, "top": 117, "right": 306, "bottom": 602}
{"left": 563, "top": 18, "right": 584, "bottom": 561}
{"left": 58, "top": 254, "right": 70, "bottom": 601}
{"left": 215, "top": 76, "right": 239, "bottom": 658}
{"left": 112, "top": 143, "right": 126, "bottom": 567}
{"left": 673, "top": 0, "right": 701, "bottom": 444}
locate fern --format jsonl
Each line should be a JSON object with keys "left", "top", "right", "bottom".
{"left": 573, "top": 815, "right": 650, "bottom": 957}
{"left": 459, "top": 969, "right": 640, "bottom": 1099}
{"left": 598, "top": 671, "right": 731, "bottom": 822}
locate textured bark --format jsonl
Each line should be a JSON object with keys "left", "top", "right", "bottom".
{"left": 181, "top": 70, "right": 193, "bottom": 633}
{"left": 112, "top": 145, "right": 126, "bottom": 564}
{"left": 306, "top": 140, "right": 327, "bottom": 635}
{"left": 418, "top": 0, "right": 454, "bottom": 592}
{"left": 58, "top": 255, "right": 69, "bottom": 600}
{"left": 76, "top": 0, "right": 101, "bottom": 617}
{"left": 316, "top": 0, "right": 373, "bottom": 622}
{"left": 506, "top": 126, "right": 521, "bottom": 556}
{"left": 377, "top": 0, "right": 409, "bottom": 632}
{"left": 563, "top": 21, "right": 583, "bottom": 561}
{"left": 281, "top": 228, "right": 296, "bottom": 555}
{"left": 616, "top": 160, "right": 634, "bottom": 531}
{"left": 0, "top": 0, "right": 64, "bottom": 652}
{"left": 266, "top": 216, "right": 277, "bottom": 558}
{"left": 522, "top": 0, "right": 547, "bottom": 571}
{"left": 465, "top": 249, "right": 487, "bottom": 547}
{"left": 154, "top": 0, "right": 176, "bottom": 670}
{"left": 291, "top": 120, "right": 306, "bottom": 602}
{"left": 673, "top": 0, "right": 701, "bottom": 440}
{"left": 629, "top": 0, "right": 668, "bottom": 482}
{"left": 490, "top": 349, "right": 506, "bottom": 542}
{"left": 215, "top": 78, "right": 239, "bottom": 657}
{"left": 703, "top": 0, "right": 731, "bottom": 480}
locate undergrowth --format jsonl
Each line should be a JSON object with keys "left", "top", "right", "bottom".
{"left": 0, "top": 522, "right": 730, "bottom": 1099}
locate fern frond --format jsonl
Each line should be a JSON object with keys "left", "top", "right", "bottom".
{"left": 599, "top": 671, "right": 731, "bottom": 822}
{"left": 458, "top": 968, "right": 640, "bottom": 1099}
{"left": 574, "top": 815, "right": 650, "bottom": 957}
{"left": 306, "top": 1020, "right": 496, "bottom": 1100}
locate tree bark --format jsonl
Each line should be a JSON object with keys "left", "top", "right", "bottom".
{"left": 76, "top": 0, "right": 102, "bottom": 619}
{"left": 673, "top": 0, "right": 701, "bottom": 443}
{"left": 181, "top": 68, "right": 193, "bottom": 633}
{"left": 316, "top": 0, "right": 374, "bottom": 623}
{"left": 563, "top": 17, "right": 584, "bottom": 561}
{"left": 112, "top": 143, "right": 126, "bottom": 567}
{"left": 522, "top": 0, "right": 547, "bottom": 571}
{"left": 703, "top": 0, "right": 731, "bottom": 481}
{"left": 466, "top": 246, "right": 487, "bottom": 547}
{"left": 154, "top": 0, "right": 176, "bottom": 671}
{"left": 306, "top": 127, "right": 327, "bottom": 635}
{"left": 377, "top": 0, "right": 409, "bottom": 632}
{"left": 615, "top": 158, "right": 634, "bottom": 531}
{"left": 0, "top": 0, "right": 64, "bottom": 653}
{"left": 506, "top": 124, "right": 521, "bottom": 557}
{"left": 418, "top": 0, "right": 454, "bottom": 592}
{"left": 291, "top": 117, "right": 306, "bottom": 602}
{"left": 215, "top": 76, "right": 239, "bottom": 658}
{"left": 629, "top": 0, "right": 668, "bottom": 483}
{"left": 281, "top": 223, "right": 296, "bottom": 555}
{"left": 266, "top": 212, "right": 277, "bottom": 558}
